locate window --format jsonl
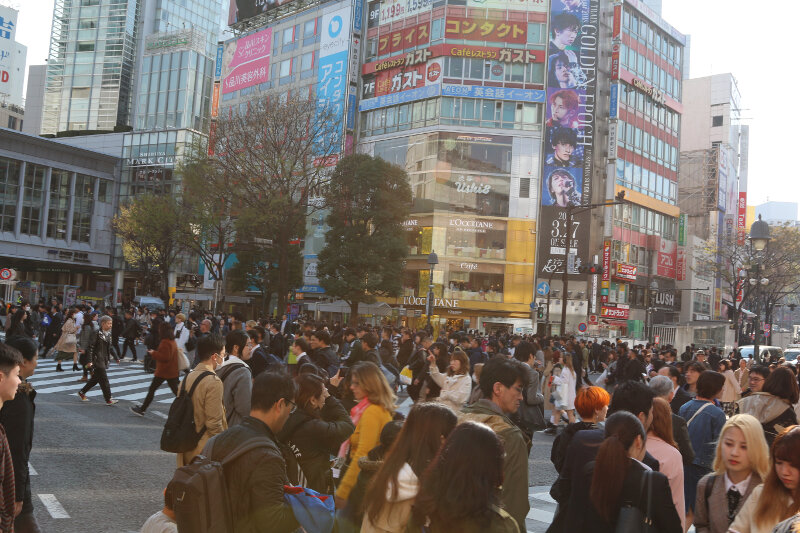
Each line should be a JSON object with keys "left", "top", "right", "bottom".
{"left": 712, "top": 115, "right": 723, "bottom": 127}
{"left": 21, "top": 164, "right": 46, "bottom": 236}
{"left": 519, "top": 177, "right": 530, "bottom": 198}
{"left": 47, "top": 170, "right": 70, "bottom": 240}
{"left": 0, "top": 157, "right": 20, "bottom": 232}
{"left": 283, "top": 27, "right": 295, "bottom": 43}
{"left": 77, "top": 42, "right": 95, "bottom": 52}
{"left": 72, "top": 175, "right": 95, "bottom": 243}
{"left": 300, "top": 52, "right": 313, "bottom": 71}
{"left": 280, "top": 59, "right": 292, "bottom": 77}
{"left": 303, "top": 19, "right": 316, "bottom": 37}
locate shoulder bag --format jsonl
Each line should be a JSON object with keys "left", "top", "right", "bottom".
{"left": 615, "top": 469, "right": 655, "bottom": 533}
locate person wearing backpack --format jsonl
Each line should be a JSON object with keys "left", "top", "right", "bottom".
{"left": 216, "top": 331, "right": 252, "bottom": 427}
{"left": 130, "top": 322, "right": 180, "bottom": 417}
{"left": 200, "top": 371, "right": 300, "bottom": 533}
{"left": 176, "top": 335, "right": 227, "bottom": 467}
{"left": 276, "top": 373, "right": 354, "bottom": 494}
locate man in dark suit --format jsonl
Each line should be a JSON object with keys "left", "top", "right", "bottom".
{"left": 658, "top": 365, "right": 692, "bottom": 414}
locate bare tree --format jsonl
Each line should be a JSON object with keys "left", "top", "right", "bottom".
{"left": 207, "top": 96, "right": 340, "bottom": 315}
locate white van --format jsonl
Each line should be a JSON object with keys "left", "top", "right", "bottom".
{"left": 133, "top": 295, "right": 166, "bottom": 310}
{"left": 738, "top": 345, "right": 783, "bottom": 363}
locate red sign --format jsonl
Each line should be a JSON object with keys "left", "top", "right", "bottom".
{"left": 601, "top": 305, "right": 630, "bottom": 320}
{"left": 736, "top": 279, "right": 744, "bottom": 304}
{"left": 362, "top": 43, "right": 543, "bottom": 75}
{"left": 602, "top": 240, "right": 611, "bottom": 282}
{"left": 737, "top": 192, "right": 747, "bottom": 245}
{"left": 615, "top": 263, "right": 638, "bottom": 281}
{"left": 676, "top": 247, "right": 686, "bottom": 281}
{"left": 657, "top": 238, "right": 677, "bottom": 278}
{"left": 612, "top": 4, "right": 622, "bottom": 39}
{"left": 445, "top": 17, "right": 527, "bottom": 44}
{"left": 378, "top": 22, "right": 430, "bottom": 55}
{"left": 588, "top": 314, "right": 599, "bottom": 325}
{"left": 611, "top": 43, "right": 620, "bottom": 80}
{"left": 374, "top": 62, "right": 428, "bottom": 96}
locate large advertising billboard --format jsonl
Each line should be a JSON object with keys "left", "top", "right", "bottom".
{"left": 220, "top": 27, "right": 273, "bottom": 95}
{"left": 0, "top": 6, "right": 19, "bottom": 102}
{"left": 537, "top": 0, "right": 599, "bottom": 277}
{"left": 228, "top": 0, "right": 293, "bottom": 25}
{"left": 315, "top": 6, "right": 351, "bottom": 152}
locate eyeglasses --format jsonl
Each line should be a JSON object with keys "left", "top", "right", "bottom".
{"left": 286, "top": 399, "right": 297, "bottom": 413}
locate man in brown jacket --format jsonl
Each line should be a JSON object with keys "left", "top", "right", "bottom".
{"left": 176, "top": 334, "right": 227, "bottom": 467}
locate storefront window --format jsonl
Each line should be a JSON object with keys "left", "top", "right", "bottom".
{"left": 444, "top": 216, "right": 506, "bottom": 260}
{"left": 443, "top": 263, "right": 504, "bottom": 302}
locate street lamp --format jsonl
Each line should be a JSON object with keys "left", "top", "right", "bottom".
{"left": 748, "top": 215, "right": 771, "bottom": 363}
{"left": 426, "top": 251, "right": 438, "bottom": 332}
{"left": 645, "top": 279, "right": 659, "bottom": 343}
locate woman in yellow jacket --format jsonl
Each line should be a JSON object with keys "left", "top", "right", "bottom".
{"left": 335, "top": 361, "right": 396, "bottom": 510}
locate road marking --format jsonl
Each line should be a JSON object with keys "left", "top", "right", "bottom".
{"left": 526, "top": 508, "right": 553, "bottom": 523}
{"left": 83, "top": 378, "right": 157, "bottom": 397}
{"left": 38, "top": 494, "right": 70, "bottom": 518}
{"left": 151, "top": 411, "right": 168, "bottom": 419}
{"left": 31, "top": 369, "right": 142, "bottom": 388}
{"left": 115, "top": 388, "right": 176, "bottom": 401}
{"left": 28, "top": 463, "right": 36, "bottom": 475}
{"left": 35, "top": 373, "right": 153, "bottom": 394}
{"left": 531, "top": 491, "right": 556, "bottom": 504}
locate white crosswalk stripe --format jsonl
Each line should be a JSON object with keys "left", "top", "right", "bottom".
{"left": 31, "top": 359, "right": 177, "bottom": 411}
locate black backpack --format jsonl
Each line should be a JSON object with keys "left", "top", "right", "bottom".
{"left": 160, "top": 371, "right": 214, "bottom": 453}
{"left": 170, "top": 437, "right": 271, "bottom": 533}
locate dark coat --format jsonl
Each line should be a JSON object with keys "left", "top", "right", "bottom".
{"left": 87, "top": 330, "right": 113, "bottom": 369}
{"left": 0, "top": 381, "right": 35, "bottom": 506}
{"left": 276, "top": 396, "right": 354, "bottom": 494}
{"left": 203, "top": 416, "right": 299, "bottom": 533}
{"left": 397, "top": 339, "right": 414, "bottom": 368}
{"left": 550, "top": 421, "right": 598, "bottom": 473}
{"left": 311, "top": 346, "right": 339, "bottom": 378}
{"left": 570, "top": 459, "right": 682, "bottom": 533}
{"left": 671, "top": 412, "right": 695, "bottom": 466}
{"left": 670, "top": 386, "right": 692, "bottom": 414}
{"left": 121, "top": 317, "right": 139, "bottom": 339}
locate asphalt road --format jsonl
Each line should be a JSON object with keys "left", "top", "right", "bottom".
{"left": 23, "top": 344, "right": 563, "bottom": 532}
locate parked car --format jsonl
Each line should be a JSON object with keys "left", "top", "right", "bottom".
{"left": 782, "top": 348, "right": 799, "bottom": 367}
{"left": 738, "top": 345, "right": 784, "bottom": 364}
{"left": 133, "top": 295, "right": 165, "bottom": 310}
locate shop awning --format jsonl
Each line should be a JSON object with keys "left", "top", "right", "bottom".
{"left": 173, "top": 292, "right": 213, "bottom": 301}
{"left": 316, "top": 300, "right": 392, "bottom": 316}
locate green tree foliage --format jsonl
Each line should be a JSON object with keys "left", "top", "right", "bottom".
{"left": 112, "top": 194, "right": 184, "bottom": 300}
{"left": 317, "top": 154, "right": 412, "bottom": 324}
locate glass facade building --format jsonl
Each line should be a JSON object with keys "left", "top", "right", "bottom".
{"left": 42, "top": 0, "right": 139, "bottom": 134}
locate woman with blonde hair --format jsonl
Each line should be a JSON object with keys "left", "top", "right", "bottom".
{"left": 646, "top": 397, "right": 686, "bottom": 530}
{"left": 694, "top": 414, "right": 769, "bottom": 533}
{"left": 729, "top": 425, "right": 800, "bottom": 533}
{"left": 426, "top": 347, "right": 471, "bottom": 411}
{"left": 334, "top": 361, "right": 396, "bottom": 511}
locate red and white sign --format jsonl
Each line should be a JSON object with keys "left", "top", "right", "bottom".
{"left": 737, "top": 192, "right": 747, "bottom": 246}
{"left": 601, "top": 305, "right": 630, "bottom": 320}
{"left": 378, "top": 22, "right": 430, "bottom": 56}
{"left": 612, "top": 4, "right": 622, "bottom": 39}
{"left": 676, "top": 247, "right": 686, "bottom": 281}
{"left": 611, "top": 43, "right": 620, "bottom": 80}
{"left": 657, "top": 238, "right": 677, "bottom": 278}
{"left": 602, "top": 241, "right": 611, "bottom": 282}
{"left": 426, "top": 61, "right": 441, "bottom": 83}
{"left": 374, "top": 59, "right": 440, "bottom": 97}
{"left": 654, "top": 335, "right": 661, "bottom": 344}
{"left": 0, "top": 268, "right": 16, "bottom": 281}
{"left": 615, "top": 263, "right": 638, "bottom": 281}
{"left": 588, "top": 314, "right": 599, "bottom": 325}
{"left": 445, "top": 17, "right": 527, "bottom": 44}
{"left": 736, "top": 279, "right": 744, "bottom": 304}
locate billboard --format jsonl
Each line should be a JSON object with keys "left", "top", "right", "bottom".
{"left": 537, "top": 0, "right": 599, "bottom": 278}
{"left": 315, "top": 6, "right": 352, "bottom": 152}
{"left": 373, "top": 58, "right": 441, "bottom": 97}
{"left": 228, "top": 0, "right": 293, "bottom": 25}
{"left": 378, "top": 22, "right": 430, "bottom": 56}
{"left": 467, "top": 0, "right": 547, "bottom": 11}
{"left": 220, "top": 27, "right": 273, "bottom": 95}
{"left": 0, "top": 6, "right": 19, "bottom": 101}
{"left": 379, "top": 0, "right": 433, "bottom": 25}
{"left": 445, "top": 17, "right": 527, "bottom": 44}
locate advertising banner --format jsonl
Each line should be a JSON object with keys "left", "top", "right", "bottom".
{"left": 359, "top": 84, "right": 441, "bottom": 110}
{"left": 537, "top": 0, "right": 599, "bottom": 277}
{"left": 316, "top": 7, "right": 351, "bottom": 152}
{"left": 368, "top": 1, "right": 381, "bottom": 28}
{"left": 601, "top": 305, "right": 630, "bottom": 320}
{"left": 215, "top": 44, "right": 224, "bottom": 79}
{"left": 607, "top": 121, "right": 618, "bottom": 160}
{"left": 678, "top": 213, "right": 686, "bottom": 245}
{"left": 445, "top": 17, "right": 527, "bottom": 44}
{"left": 211, "top": 83, "right": 220, "bottom": 117}
{"left": 676, "top": 246, "right": 686, "bottom": 281}
{"left": 467, "top": 0, "right": 546, "bottom": 11}
{"left": 0, "top": 6, "right": 18, "bottom": 100}
{"left": 379, "top": 0, "right": 433, "bottom": 25}
{"left": 602, "top": 240, "right": 611, "bottom": 304}
{"left": 657, "top": 237, "right": 677, "bottom": 278}
{"left": 441, "top": 84, "right": 545, "bottom": 102}
{"left": 374, "top": 58, "right": 441, "bottom": 97}
{"left": 378, "top": 22, "right": 430, "bottom": 55}
{"left": 737, "top": 192, "right": 747, "bottom": 245}
{"left": 615, "top": 263, "right": 637, "bottom": 281}
{"left": 363, "top": 43, "right": 543, "bottom": 75}
{"left": 609, "top": 83, "right": 619, "bottom": 119}
{"left": 717, "top": 145, "right": 729, "bottom": 212}
{"left": 228, "top": 0, "right": 295, "bottom": 26}
{"left": 611, "top": 42, "right": 620, "bottom": 80}
{"left": 221, "top": 28, "right": 273, "bottom": 95}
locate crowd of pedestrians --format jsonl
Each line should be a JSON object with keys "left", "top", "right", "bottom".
{"left": 2, "top": 296, "right": 800, "bottom": 532}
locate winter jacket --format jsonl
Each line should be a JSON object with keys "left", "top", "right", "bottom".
{"left": 460, "top": 399, "right": 531, "bottom": 532}
{"left": 176, "top": 364, "right": 227, "bottom": 467}
{"left": 311, "top": 346, "right": 340, "bottom": 377}
{"left": 396, "top": 339, "right": 414, "bottom": 369}
{"left": 216, "top": 357, "right": 252, "bottom": 428}
{"left": 202, "top": 416, "right": 299, "bottom": 533}
{"left": 427, "top": 364, "right": 471, "bottom": 411}
{"left": 54, "top": 318, "right": 78, "bottom": 353}
{"left": 77, "top": 321, "right": 96, "bottom": 353}
{"left": 550, "top": 421, "right": 598, "bottom": 473}
{"left": 173, "top": 322, "right": 190, "bottom": 355}
{"left": 361, "top": 462, "right": 418, "bottom": 533}
{"left": 0, "top": 379, "right": 35, "bottom": 510}
{"left": 150, "top": 339, "right": 179, "bottom": 379}
{"left": 86, "top": 330, "right": 113, "bottom": 369}
{"left": 737, "top": 392, "right": 798, "bottom": 445}
{"left": 276, "top": 396, "right": 354, "bottom": 494}
{"left": 337, "top": 403, "right": 392, "bottom": 501}
{"left": 121, "top": 317, "right": 139, "bottom": 339}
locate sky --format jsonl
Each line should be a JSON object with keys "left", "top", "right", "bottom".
{"left": 6, "top": 0, "right": 794, "bottom": 208}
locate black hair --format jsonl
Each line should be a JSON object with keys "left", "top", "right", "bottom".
{"left": 551, "top": 11, "right": 580, "bottom": 34}
{"left": 312, "top": 329, "right": 331, "bottom": 346}
{"left": 251, "top": 371, "right": 296, "bottom": 412}
{"left": 696, "top": 370, "right": 725, "bottom": 399}
{"left": 293, "top": 336, "right": 310, "bottom": 353}
{"left": 608, "top": 380, "right": 655, "bottom": 420}
{"left": 662, "top": 364, "right": 682, "bottom": 383}
{"left": 362, "top": 332, "right": 379, "bottom": 350}
{"left": 4, "top": 337, "right": 37, "bottom": 362}
{"left": 0, "top": 343, "right": 23, "bottom": 374}
{"left": 551, "top": 126, "right": 578, "bottom": 147}
{"left": 750, "top": 365, "right": 770, "bottom": 379}
{"left": 225, "top": 330, "right": 249, "bottom": 357}
{"left": 196, "top": 334, "right": 225, "bottom": 361}
{"left": 253, "top": 326, "right": 267, "bottom": 342}
{"left": 344, "top": 327, "right": 356, "bottom": 337}
{"left": 478, "top": 356, "right": 529, "bottom": 398}
{"left": 513, "top": 341, "right": 535, "bottom": 363}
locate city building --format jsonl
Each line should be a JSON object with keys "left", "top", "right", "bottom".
{"left": 0, "top": 4, "right": 27, "bottom": 108}
{"left": 754, "top": 201, "right": 797, "bottom": 225}
{"left": 678, "top": 73, "right": 747, "bottom": 348}
{"left": 357, "top": 0, "right": 548, "bottom": 332}
{"left": 0, "top": 100, "right": 22, "bottom": 131}
{"left": 21, "top": 64, "right": 46, "bottom": 136}
{"left": 0, "top": 128, "right": 120, "bottom": 306}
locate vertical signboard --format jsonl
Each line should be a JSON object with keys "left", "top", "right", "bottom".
{"left": 537, "top": 0, "right": 599, "bottom": 277}
{"left": 316, "top": 6, "right": 351, "bottom": 153}
{"left": 737, "top": 192, "right": 747, "bottom": 245}
{"left": 0, "top": 6, "right": 19, "bottom": 103}
{"left": 601, "top": 240, "right": 611, "bottom": 303}
{"left": 215, "top": 43, "right": 224, "bottom": 80}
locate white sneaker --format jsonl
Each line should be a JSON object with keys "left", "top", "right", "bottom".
{"left": 106, "top": 399, "right": 119, "bottom": 405}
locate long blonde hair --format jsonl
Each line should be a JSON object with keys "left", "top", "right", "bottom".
{"left": 712, "top": 414, "right": 770, "bottom": 479}
{"left": 351, "top": 362, "right": 396, "bottom": 413}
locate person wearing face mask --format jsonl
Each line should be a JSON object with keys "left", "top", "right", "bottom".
{"left": 276, "top": 373, "right": 354, "bottom": 494}
{"left": 76, "top": 316, "right": 118, "bottom": 405}
{"left": 175, "top": 335, "right": 228, "bottom": 467}
{"left": 214, "top": 330, "right": 253, "bottom": 427}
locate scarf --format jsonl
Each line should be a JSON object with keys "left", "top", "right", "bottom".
{"left": 338, "top": 398, "right": 371, "bottom": 458}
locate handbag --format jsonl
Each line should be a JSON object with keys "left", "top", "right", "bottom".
{"left": 615, "top": 469, "right": 655, "bottom": 533}
{"left": 177, "top": 348, "right": 191, "bottom": 371}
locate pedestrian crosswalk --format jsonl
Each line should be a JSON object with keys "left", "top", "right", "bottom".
{"left": 31, "top": 359, "right": 177, "bottom": 408}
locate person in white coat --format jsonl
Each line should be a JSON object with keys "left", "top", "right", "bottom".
{"left": 551, "top": 353, "right": 577, "bottom": 426}
{"left": 426, "top": 348, "right": 472, "bottom": 411}
{"left": 173, "top": 313, "right": 191, "bottom": 355}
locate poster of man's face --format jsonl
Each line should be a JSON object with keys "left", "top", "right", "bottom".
{"left": 542, "top": 168, "right": 582, "bottom": 207}
{"left": 545, "top": 126, "right": 583, "bottom": 168}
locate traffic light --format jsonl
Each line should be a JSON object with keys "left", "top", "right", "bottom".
{"left": 536, "top": 305, "right": 545, "bottom": 319}
{"left": 578, "top": 263, "right": 604, "bottom": 275}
